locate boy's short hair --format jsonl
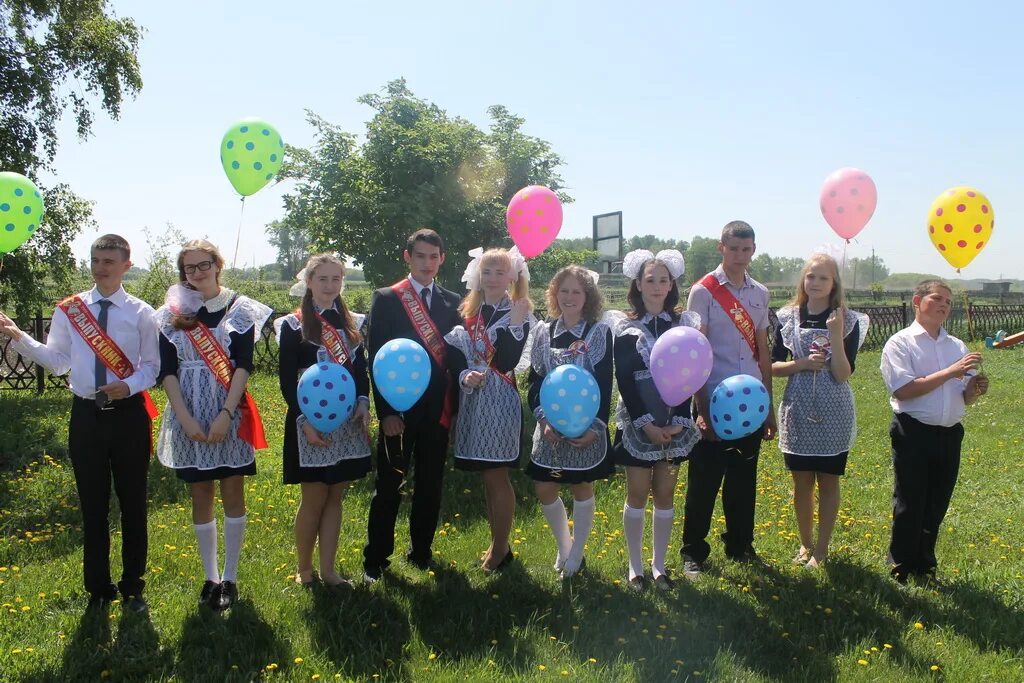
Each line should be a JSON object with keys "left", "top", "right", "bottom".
{"left": 405, "top": 228, "right": 445, "bottom": 255}
{"left": 721, "top": 220, "right": 756, "bottom": 243}
{"left": 914, "top": 279, "right": 952, "bottom": 299}
{"left": 91, "top": 234, "right": 131, "bottom": 260}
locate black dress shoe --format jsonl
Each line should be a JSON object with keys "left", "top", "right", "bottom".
{"left": 123, "top": 595, "right": 149, "bottom": 614}
{"left": 217, "top": 581, "right": 238, "bottom": 611}
{"left": 653, "top": 573, "right": 675, "bottom": 591}
{"left": 86, "top": 595, "right": 111, "bottom": 612}
{"left": 626, "top": 574, "right": 646, "bottom": 592}
{"left": 405, "top": 552, "right": 437, "bottom": 571}
{"left": 198, "top": 580, "right": 221, "bottom": 609}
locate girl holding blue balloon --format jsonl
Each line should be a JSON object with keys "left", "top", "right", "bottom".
{"left": 612, "top": 249, "right": 702, "bottom": 591}
{"left": 526, "top": 266, "right": 614, "bottom": 579}
{"left": 445, "top": 247, "right": 534, "bottom": 572}
{"left": 276, "top": 254, "right": 371, "bottom": 587}
{"left": 156, "top": 240, "right": 272, "bottom": 611}
{"left": 771, "top": 253, "right": 867, "bottom": 568}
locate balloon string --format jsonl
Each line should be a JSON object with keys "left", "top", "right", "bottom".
{"left": 231, "top": 196, "right": 246, "bottom": 270}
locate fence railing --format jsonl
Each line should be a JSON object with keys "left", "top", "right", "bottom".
{"left": 5, "top": 304, "right": 1024, "bottom": 392}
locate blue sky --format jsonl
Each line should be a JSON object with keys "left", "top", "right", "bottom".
{"left": 44, "top": 0, "right": 1024, "bottom": 279}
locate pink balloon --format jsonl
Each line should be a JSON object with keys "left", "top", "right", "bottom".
{"left": 506, "top": 185, "right": 563, "bottom": 258}
{"left": 819, "top": 168, "right": 877, "bottom": 241}
{"left": 649, "top": 326, "right": 714, "bottom": 406}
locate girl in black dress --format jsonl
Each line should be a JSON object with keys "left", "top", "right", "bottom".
{"left": 277, "top": 254, "right": 371, "bottom": 587}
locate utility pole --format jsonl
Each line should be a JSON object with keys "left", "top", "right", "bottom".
{"left": 871, "top": 247, "right": 876, "bottom": 285}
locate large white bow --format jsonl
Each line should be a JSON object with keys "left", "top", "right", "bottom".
{"left": 621, "top": 249, "right": 685, "bottom": 280}
{"left": 461, "top": 246, "right": 531, "bottom": 290}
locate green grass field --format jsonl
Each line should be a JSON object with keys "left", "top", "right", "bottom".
{"left": 1, "top": 347, "right": 1022, "bottom": 682}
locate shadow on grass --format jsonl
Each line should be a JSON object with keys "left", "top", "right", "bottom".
{"left": 176, "top": 599, "right": 291, "bottom": 680}
{"left": 305, "top": 581, "right": 413, "bottom": 681}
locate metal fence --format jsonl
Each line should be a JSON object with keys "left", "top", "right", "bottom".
{"left": 5, "top": 304, "right": 1024, "bottom": 393}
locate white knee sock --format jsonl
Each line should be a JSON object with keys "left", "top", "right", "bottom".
{"left": 221, "top": 514, "right": 247, "bottom": 582}
{"left": 563, "top": 496, "right": 595, "bottom": 576}
{"left": 652, "top": 507, "right": 674, "bottom": 579}
{"left": 194, "top": 520, "right": 219, "bottom": 582}
{"left": 541, "top": 498, "right": 572, "bottom": 570}
{"left": 623, "top": 502, "right": 646, "bottom": 581}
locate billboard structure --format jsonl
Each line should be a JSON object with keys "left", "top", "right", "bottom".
{"left": 593, "top": 211, "right": 623, "bottom": 272}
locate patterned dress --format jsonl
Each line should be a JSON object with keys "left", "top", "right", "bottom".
{"left": 772, "top": 305, "right": 869, "bottom": 474}
{"left": 612, "top": 311, "right": 703, "bottom": 467}
{"left": 525, "top": 317, "right": 614, "bottom": 483}
{"left": 276, "top": 307, "right": 372, "bottom": 484}
{"left": 444, "top": 297, "right": 533, "bottom": 471}
{"left": 156, "top": 289, "right": 273, "bottom": 482}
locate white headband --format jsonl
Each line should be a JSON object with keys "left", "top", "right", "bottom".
{"left": 289, "top": 264, "right": 346, "bottom": 298}
{"left": 461, "top": 246, "right": 531, "bottom": 291}
{"left": 621, "top": 249, "right": 685, "bottom": 280}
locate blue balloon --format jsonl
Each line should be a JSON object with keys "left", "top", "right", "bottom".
{"left": 539, "top": 364, "right": 600, "bottom": 439}
{"left": 709, "top": 374, "right": 770, "bottom": 441}
{"left": 372, "top": 338, "right": 431, "bottom": 412}
{"left": 298, "top": 362, "right": 356, "bottom": 433}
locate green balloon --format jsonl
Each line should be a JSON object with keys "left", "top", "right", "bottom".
{"left": 220, "top": 117, "right": 285, "bottom": 197}
{"left": 0, "top": 172, "right": 44, "bottom": 254}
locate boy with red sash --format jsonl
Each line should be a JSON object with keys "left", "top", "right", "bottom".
{"left": 0, "top": 234, "right": 160, "bottom": 613}
{"left": 681, "top": 221, "right": 777, "bottom": 577}
{"left": 363, "top": 228, "right": 463, "bottom": 582}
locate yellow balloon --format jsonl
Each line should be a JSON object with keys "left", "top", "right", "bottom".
{"left": 926, "top": 186, "right": 994, "bottom": 271}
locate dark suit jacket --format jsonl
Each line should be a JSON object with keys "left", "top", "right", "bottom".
{"left": 367, "top": 280, "right": 463, "bottom": 427}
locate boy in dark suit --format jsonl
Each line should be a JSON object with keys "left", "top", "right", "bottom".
{"left": 362, "top": 228, "right": 463, "bottom": 581}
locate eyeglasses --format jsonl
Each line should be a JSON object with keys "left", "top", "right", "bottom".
{"left": 183, "top": 261, "right": 215, "bottom": 275}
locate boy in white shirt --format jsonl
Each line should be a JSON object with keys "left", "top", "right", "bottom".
{"left": 880, "top": 279, "right": 989, "bottom": 585}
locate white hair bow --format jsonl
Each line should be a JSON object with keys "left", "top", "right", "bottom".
{"left": 165, "top": 284, "right": 204, "bottom": 316}
{"left": 461, "top": 246, "right": 531, "bottom": 291}
{"left": 621, "top": 249, "right": 685, "bottom": 280}
{"left": 288, "top": 265, "right": 346, "bottom": 298}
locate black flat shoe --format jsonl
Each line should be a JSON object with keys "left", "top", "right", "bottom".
{"left": 86, "top": 595, "right": 111, "bottom": 612}
{"left": 626, "top": 575, "right": 646, "bottom": 593}
{"left": 198, "top": 580, "right": 221, "bottom": 609}
{"left": 653, "top": 573, "right": 674, "bottom": 591}
{"left": 123, "top": 595, "right": 149, "bottom": 614}
{"left": 483, "top": 549, "right": 514, "bottom": 574}
{"left": 217, "top": 581, "right": 238, "bottom": 611}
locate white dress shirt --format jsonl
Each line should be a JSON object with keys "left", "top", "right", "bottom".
{"left": 407, "top": 274, "right": 434, "bottom": 306}
{"left": 13, "top": 286, "right": 161, "bottom": 400}
{"left": 880, "top": 320, "right": 971, "bottom": 427}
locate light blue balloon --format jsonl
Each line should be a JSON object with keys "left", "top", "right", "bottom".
{"left": 298, "top": 362, "right": 356, "bottom": 433}
{"left": 709, "top": 374, "right": 770, "bottom": 441}
{"left": 539, "top": 363, "right": 600, "bottom": 438}
{"left": 372, "top": 338, "right": 431, "bottom": 412}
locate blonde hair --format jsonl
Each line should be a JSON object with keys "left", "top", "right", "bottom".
{"left": 791, "top": 253, "right": 845, "bottom": 311}
{"left": 172, "top": 239, "right": 226, "bottom": 330}
{"left": 299, "top": 254, "right": 361, "bottom": 347}
{"left": 459, "top": 248, "right": 532, "bottom": 318}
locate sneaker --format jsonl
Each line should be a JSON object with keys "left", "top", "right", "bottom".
{"left": 198, "top": 580, "right": 221, "bottom": 609}
{"left": 362, "top": 566, "right": 383, "bottom": 584}
{"left": 682, "top": 556, "right": 704, "bottom": 580}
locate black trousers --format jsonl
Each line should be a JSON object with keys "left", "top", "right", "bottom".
{"left": 68, "top": 395, "right": 151, "bottom": 598}
{"left": 363, "top": 419, "right": 449, "bottom": 571}
{"left": 888, "top": 412, "right": 963, "bottom": 577}
{"left": 681, "top": 429, "right": 763, "bottom": 562}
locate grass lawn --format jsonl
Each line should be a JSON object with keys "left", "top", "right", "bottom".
{"left": 0, "top": 346, "right": 1022, "bottom": 682}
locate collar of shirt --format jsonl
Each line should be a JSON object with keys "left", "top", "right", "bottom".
{"left": 482, "top": 295, "right": 511, "bottom": 312}
{"left": 554, "top": 316, "right": 587, "bottom": 338}
{"left": 713, "top": 264, "right": 753, "bottom": 289}
{"left": 84, "top": 286, "right": 128, "bottom": 307}
{"left": 407, "top": 274, "right": 434, "bottom": 298}
{"left": 313, "top": 302, "right": 339, "bottom": 314}
{"left": 640, "top": 311, "right": 674, "bottom": 324}
{"left": 907, "top": 319, "right": 948, "bottom": 342}
{"left": 202, "top": 287, "right": 234, "bottom": 312}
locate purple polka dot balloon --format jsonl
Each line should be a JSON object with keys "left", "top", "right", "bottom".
{"left": 709, "top": 374, "right": 769, "bottom": 440}
{"left": 297, "top": 361, "right": 356, "bottom": 432}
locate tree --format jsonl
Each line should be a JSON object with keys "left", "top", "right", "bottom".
{"left": 265, "top": 217, "right": 309, "bottom": 280}
{"left": 682, "top": 236, "right": 720, "bottom": 284}
{"left": 0, "top": 1, "right": 143, "bottom": 313}
{"left": 623, "top": 235, "right": 689, "bottom": 254}
{"left": 282, "top": 79, "right": 571, "bottom": 289}
{"left": 527, "top": 248, "right": 600, "bottom": 286}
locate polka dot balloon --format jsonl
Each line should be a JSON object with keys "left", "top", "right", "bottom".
{"left": 539, "top": 363, "right": 600, "bottom": 438}
{"left": 649, "top": 326, "right": 713, "bottom": 405}
{"left": 926, "top": 186, "right": 994, "bottom": 272}
{"left": 220, "top": 118, "right": 285, "bottom": 197}
{"left": 371, "top": 337, "right": 432, "bottom": 413}
{"left": 297, "top": 362, "right": 356, "bottom": 433}
{"left": 709, "top": 374, "right": 770, "bottom": 441}
{"left": 505, "top": 185, "right": 563, "bottom": 258}
{"left": 0, "top": 172, "right": 44, "bottom": 254}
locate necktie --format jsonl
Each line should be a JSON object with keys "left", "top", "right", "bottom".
{"left": 95, "top": 299, "right": 112, "bottom": 407}
{"left": 421, "top": 286, "right": 431, "bottom": 311}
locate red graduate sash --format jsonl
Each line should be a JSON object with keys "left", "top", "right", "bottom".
{"left": 466, "top": 312, "right": 516, "bottom": 388}
{"left": 391, "top": 278, "right": 453, "bottom": 428}
{"left": 294, "top": 309, "right": 352, "bottom": 366}
{"left": 700, "top": 274, "right": 759, "bottom": 359}
{"left": 183, "top": 322, "right": 268, "bottom": 450}
{"left": 57, "top": 295, "right": 159, "bottom": 419}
